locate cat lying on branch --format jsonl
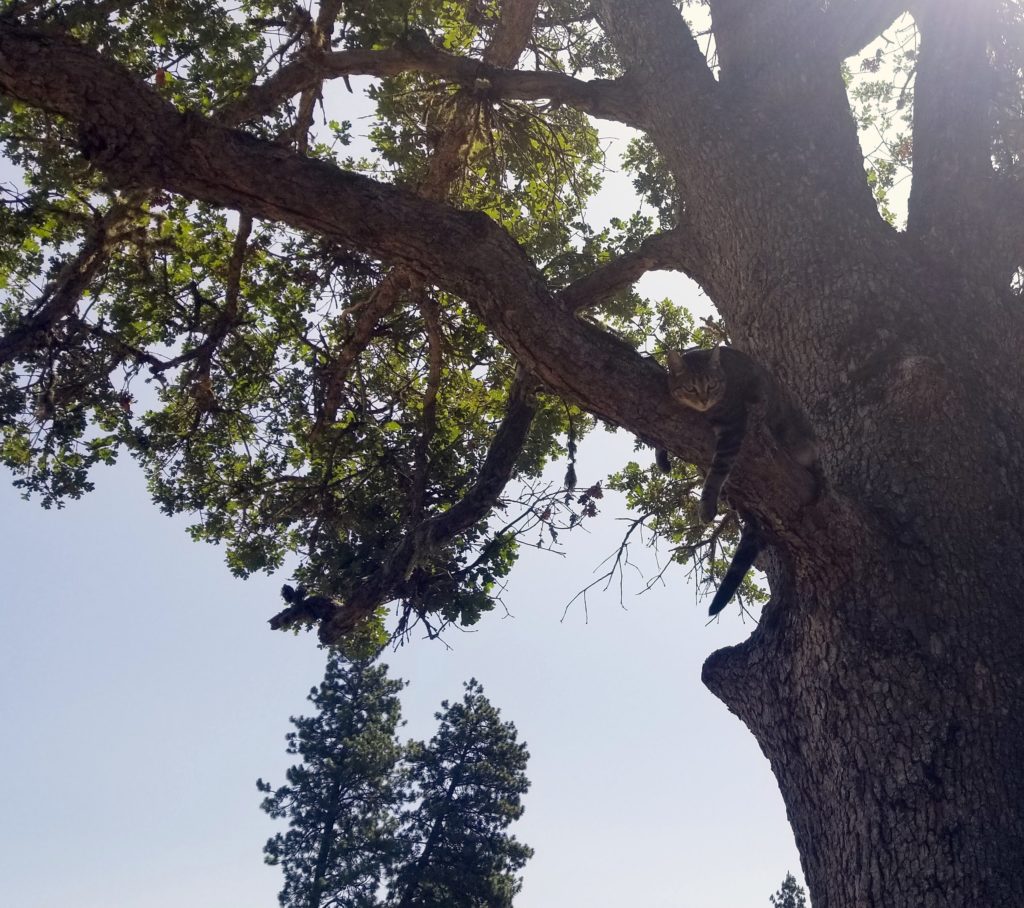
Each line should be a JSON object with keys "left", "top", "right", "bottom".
{"left": 660, "top": 346, "right": 821, "bottom": 615}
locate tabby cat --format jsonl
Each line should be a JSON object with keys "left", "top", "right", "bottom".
{"left": 663, "top": 345, "right": 819, "bottom": 615}
{"left": 664, "top": 345, "right": 818, "bottom": 521}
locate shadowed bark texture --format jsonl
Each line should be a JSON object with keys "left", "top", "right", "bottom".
{"left": 2, "top": 2, "right": 1024, "bottom": 905}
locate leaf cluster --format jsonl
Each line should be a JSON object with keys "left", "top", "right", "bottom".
{"left": 843, "top": 16, "right": 918, "bottom": 226}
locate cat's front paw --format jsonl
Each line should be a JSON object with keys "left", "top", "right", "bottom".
{"left": 699, "top": 492, "right": 718, "bottom": 523}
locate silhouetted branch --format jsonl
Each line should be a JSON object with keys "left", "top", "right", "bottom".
{"left": 219, "top": 36, "right": 641, "bottom": 128}
{"left": 269, "top": 369, "right": 539, "bottom": 643}
{"left": 558, "top": 228, "right": 697, "bottom": 312}
{"left": 0, "top": 193, "right": 143, "bottom": 365}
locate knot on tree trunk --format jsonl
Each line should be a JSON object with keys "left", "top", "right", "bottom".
{"left": 701, "top": 609, "right": 782, "bottom": 725}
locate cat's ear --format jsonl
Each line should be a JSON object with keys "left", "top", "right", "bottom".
{"left": 666, "top": 349, "right": 684, "bottom": 374}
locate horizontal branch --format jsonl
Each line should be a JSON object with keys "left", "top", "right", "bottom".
{"left": 219, "top": 33, "right": 641, "bottom": 129}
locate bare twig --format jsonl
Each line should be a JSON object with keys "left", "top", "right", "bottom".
{"left": 561, "top": 512, "right": 650, "bottom": 619}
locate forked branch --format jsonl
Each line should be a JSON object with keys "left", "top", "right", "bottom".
{"left": 220, "top": 34, "right": 641, "bottom": 129}
{"left": 557, "top": 228, "right": 700, "bottom": 312}
{"left": 271, "top": 368, "right": 540, "bottom": 642}
{"left": 0, "top": 193, "right": 143, "bottom": 365}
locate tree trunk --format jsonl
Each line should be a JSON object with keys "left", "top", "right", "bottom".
{"left": 690, "top": 158, "right": 1024, "bottom": 907}
{"left": 702, "top": 257, "right": 1024, "bottom": 906}
{"left": 307, "top": 777, "right": 343, "bottom": 908}
{"left": 395, "top": 765, "right": 462, "bottom": 908}
{"left": 705, "top": 527, "right": 1024, "bottom": 907}
{"left": 590, "top": 5, "right": 1024, "bottom": 900}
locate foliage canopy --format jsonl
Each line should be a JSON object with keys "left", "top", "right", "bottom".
{"left": 0, "top": 0, "right": 757, "bottom": 640}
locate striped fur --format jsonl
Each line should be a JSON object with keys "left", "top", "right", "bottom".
{"left": 666, "top": 345, "right": 818, "bottom": 520}
{"left": 666, "top": 346, "right": 759, "bottom": 521}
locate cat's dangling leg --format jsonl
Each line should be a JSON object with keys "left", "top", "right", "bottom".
{"left": 699, "top": 478, "right": 723, "bottom": 523}
{"left": 700, "top": 415, "right": 746, "bottom": 522}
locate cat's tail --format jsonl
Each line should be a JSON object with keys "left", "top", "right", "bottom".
{"left": 708, "top": 517, "right": 764, "bottom": 616}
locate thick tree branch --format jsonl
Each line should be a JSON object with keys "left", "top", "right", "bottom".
{"left": 696, "top": 0, "right": 881, "bottom": 235}
{"left": 290, "top": 0, "right": 345, "bottom": 154}
{"left": 218, "top": 34, "right": 640, "bottom": 129}
{"left": 711, "top": 0, "right": 908, "bottom": 77}
{"left": 557, "top": 228, "right": 699, "bottom": 312}
{"left": 313, "top": 0, "right": 345, "bottom": 36}
{"left": 594, "top": 0, "right": 714, "bottom": 96}
{"left": 826, "top": 0, "right": 909, "bottom": 58}
{"left": 907, "top": 1, "right": 1003, "bottom": 283}
{"left": 483, "top": 0, "right": 540, "bottom": 66}
{"left": 0, "top": 22, "right": 818, "bottom": 540}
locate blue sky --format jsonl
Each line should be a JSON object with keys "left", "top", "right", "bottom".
{"left": 1, "top": 427, "right": 802, "bottom": 907}
{"left": 0, "top": 79, "right": 806, "bottom": 908}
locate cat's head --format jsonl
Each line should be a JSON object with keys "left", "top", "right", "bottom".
{"left": 666, "top": 347, "right": 725, "bottom": 411}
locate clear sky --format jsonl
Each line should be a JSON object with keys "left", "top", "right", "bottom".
{"left": 0, "top": 81, "right": 806, "bottom": 908}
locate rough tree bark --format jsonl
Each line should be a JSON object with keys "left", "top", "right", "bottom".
{"left": 2, "top": 1, "right": 1024, "bottom": 905}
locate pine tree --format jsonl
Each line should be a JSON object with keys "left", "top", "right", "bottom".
{"left": 390, "top": 680, "right": 533, "bottom": 908}
{"left": 258, "top": 657, "right": 407, "bottom": 908}
{"left": 770, "top": 873, "right": 809, "bottom": 908}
